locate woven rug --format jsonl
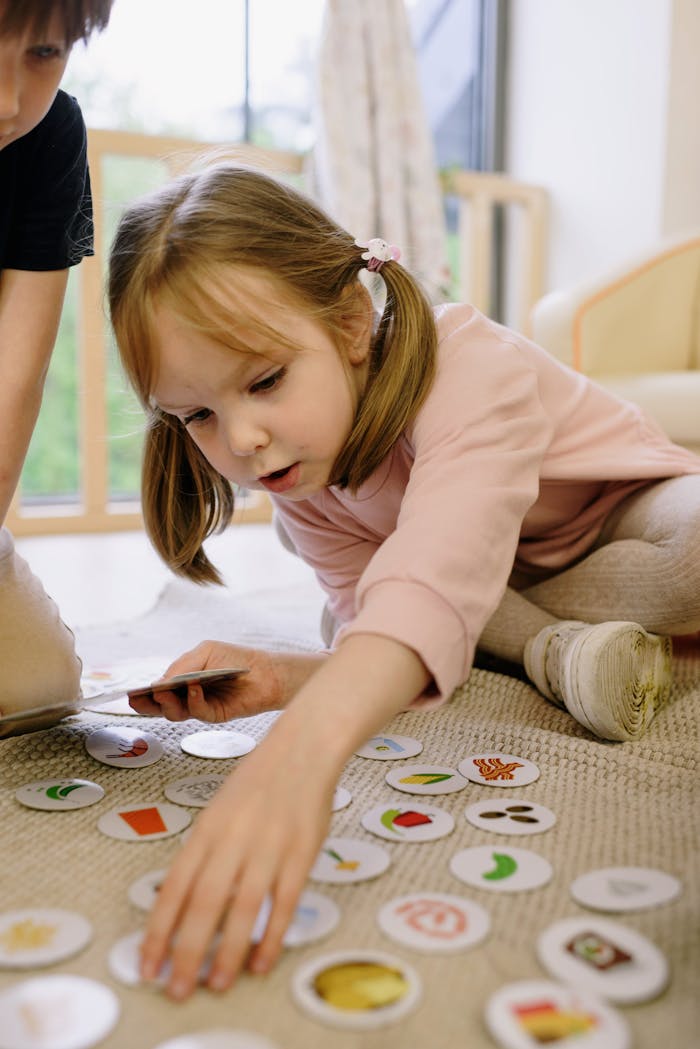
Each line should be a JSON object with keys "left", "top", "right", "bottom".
{"left": 0, "top": 577, "right": 698, "bottom": 1049}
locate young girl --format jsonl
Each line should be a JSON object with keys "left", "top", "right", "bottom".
{"left": 108, "top": 164, "right": 700, "bottom": 1000}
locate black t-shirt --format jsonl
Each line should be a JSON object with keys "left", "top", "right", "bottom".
{"left": 0, "top": 90, "right": 94, "bottom": 271}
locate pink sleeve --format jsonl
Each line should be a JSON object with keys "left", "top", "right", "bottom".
{"left": 271, "top": 498, "right": 379, "bottom": 627}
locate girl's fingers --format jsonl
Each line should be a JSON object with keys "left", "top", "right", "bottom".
{"left": 207, "top": 860, "right": 281, "bottom": 990}
{"left": 247, "top": 867, "right": 307, "bottom": 975}
{"left": 154, "top": 808, "right": 253, "bottom": 996}
{"left": 164, "top": 855, "right": 246, "bottom": 999}
{"left": 207, "top": 899, "right": 262, "bottom": 990}
{"left": 139, "top": 844, "right": 204, "bottom": 980}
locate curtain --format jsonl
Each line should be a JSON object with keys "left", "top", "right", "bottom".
{"left": 312, "top": 0, "right": 451, "bottom": 302}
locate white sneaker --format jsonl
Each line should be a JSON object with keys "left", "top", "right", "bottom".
{"left": 523, "top": 620, "right": 672, "bottom": 742}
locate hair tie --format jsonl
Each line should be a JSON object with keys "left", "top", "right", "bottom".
{"left": 355, "top": 238, "right": 401, "bottom": 272}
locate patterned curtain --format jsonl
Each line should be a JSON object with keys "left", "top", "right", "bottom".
{"left": 312, "top": 0, "right": 451, "bottom": 302}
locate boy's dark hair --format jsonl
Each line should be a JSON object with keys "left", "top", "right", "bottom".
{"left": 0, "top": 0, "right": 113, "bottom": 46}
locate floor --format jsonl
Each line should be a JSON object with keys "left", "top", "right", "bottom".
{"left": 15, "top": 523, "right": 319, "bottom": 631}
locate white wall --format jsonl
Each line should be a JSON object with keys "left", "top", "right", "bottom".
{"left": 505, "top": 0, "right": 699, "bottom": 294}
{"left": 662, "top": 0, "right": 700, "bottom": 235}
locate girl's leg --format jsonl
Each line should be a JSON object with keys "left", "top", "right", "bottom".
{"left": 478, "top": 475, "right": 700, "bottom": 740}
{"left": 522, "top": 474, "right": 700, "bottom": 634}
{"left": 0, "top": 528, "right": 82, "bottom": 726}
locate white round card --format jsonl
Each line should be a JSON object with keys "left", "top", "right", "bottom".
{"left": 0, "top": 909, "right": 92, "bottom": 969}
{"left": 464, "top": 799, "right": 556, "bottom": 836}
{"left": 570, "top": 866, "right": 681, "bottom": 913}
{"left": 361, "top": 801, "right": 454, "bottom": 842}
{"left": 354, "top": 734, "right": 423, "bottom": 760}
{"left": 15, "top": 778, "right": 104, "bottom": 811}
{"left": 127, "top": 868, "right": 167, "bottom": 912}
{"left": 291, "top": 949, "right": 422, "bottom": 1030}
{"left": 108, "top": 930, "right": 217, "bottom": 988}
{"left": 0, "top": 974, "right": 120, "bottom": 1049}
{"left": 252, "top": 890, "right": 340, "bottom": 947}
{"left": 108, "top": 930, "right": 162, "bottom": 988}
{"left": 485, "top": 979, "right": 629, "bottom": 1049}
{"left": 385, "top": 763, "right": 469, "bottom": 795}
{"left": 81, "top": 665, "right": 129, "bottom": 691}
{"left": 450, "top": 845, "right": 553, "bottom": 894}
{"left": 331, "top": 786, "right": 352, "bottom": 811}
{"left": 536, "top": 916, "right": 669, "bottom": 1004}
{"left": 85, "top": 726, "right": 164, "bottom": 768}
{"left": 181, "top": 730, "right": 256, "bottom": 759}
{"left": 309, "top": 837, "right": 391, "bottom": 884}
{"left": 98, "top": 802, "right": 191, "bottom": 842}
{"left": 458, "top": 752, "right": 540, "bottom": 788}
{"left": 108, "top": 930, "right": 177, "bottom": 988}
{"left": 82, "top": 695, "right": 139, "bottom": 715}
{"left": 154, "top": 1033, "right": 280, "bottom": 1049}
{"left": 82, "top": 657, "right": 165, "bottom": 690}
{"left": 164, "top": 774, "right": 226, "bottom": 807}
{"left": 81, "top": 658, "right": 166, "bottom": 710}
{"left": 376, "top": 892, "right": 490, "bottom": 953}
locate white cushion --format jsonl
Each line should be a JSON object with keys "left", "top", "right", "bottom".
{"left": 594, "top": 371, "right": 700, "bottom": 450}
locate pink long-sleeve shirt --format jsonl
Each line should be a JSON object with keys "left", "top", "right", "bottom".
{"left": 272, "top": 304, "right": 700, "bottom": 703}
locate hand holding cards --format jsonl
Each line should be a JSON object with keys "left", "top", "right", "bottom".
{"left": 127, "top": 667, "right": 249, "bottom": 700}
{"left": 0, "top": 667, "right": 248, "bottom": 738}
{"left": 125, "top": 667, "right": 249, "bottom": 721}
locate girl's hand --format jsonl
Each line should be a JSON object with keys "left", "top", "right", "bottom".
{"left": 139, "top": 719, "right": 337, "bottom": 999}
{"left": 138, "top": 634, "right": 431, "bottom": 1000}
{"left": 127, "top": 642, "right": 325, "bottom": 722}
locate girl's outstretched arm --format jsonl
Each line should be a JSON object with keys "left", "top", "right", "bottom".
{"left": 139, "top": 632, "right": 430, "bottom": 1000}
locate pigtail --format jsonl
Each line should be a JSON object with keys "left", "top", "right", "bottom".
{"left": 109, "top": 163, "right": 439, "bottom": 566}
{"left": 141, "top": 414, "right": 234, "bottom": 584}
{"left": 331, "top": 261, "right": 437, "bottom": 490}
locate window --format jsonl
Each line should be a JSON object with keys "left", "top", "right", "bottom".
{"left": 65, "top": 0, "right": 324, "bottom": 148}
{"left": 20, "top": 0, "right": 505, "bottom": 513}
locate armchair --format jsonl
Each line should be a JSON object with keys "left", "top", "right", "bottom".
{"left": 530, "top": 232, "right": 700, "bottom": 455}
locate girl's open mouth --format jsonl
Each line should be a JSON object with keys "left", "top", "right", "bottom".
{"left": 259, "top": 462, "right": 300, "bottom": 494}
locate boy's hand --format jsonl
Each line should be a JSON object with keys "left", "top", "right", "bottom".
{"left": 127, "top": 641, "right": 325, "bottom": 722}
{"left": 139, "top": 719, "right": 337, "bottom": 998}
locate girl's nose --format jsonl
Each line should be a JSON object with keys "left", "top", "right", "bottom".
{"left": 225, "top": 416, "right": 269, "bottom": 457}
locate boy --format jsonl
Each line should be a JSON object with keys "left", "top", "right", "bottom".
{"left": 0, "top": 1, "right": 113, "bottom": 722}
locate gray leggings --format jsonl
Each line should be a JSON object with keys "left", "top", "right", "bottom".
{"left": 479, "top": 475, "right": 700, "bottom": 664}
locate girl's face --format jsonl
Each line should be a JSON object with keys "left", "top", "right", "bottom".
{"left": 151, "top": 275, "right": 371, "bottom": 500}
{"left": 0, "top": 8, "right": 69, "bottom": 150}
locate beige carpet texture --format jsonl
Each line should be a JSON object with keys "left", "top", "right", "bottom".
{"left": 0, "top": 581, "right": 698, "bottom": 1049}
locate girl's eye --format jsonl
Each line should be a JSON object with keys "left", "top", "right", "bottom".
{"left": 250, "top": 367, "right": 286, "bottom": 394}
{"left": 183, "top": 408, "right": 212, "bottom": 427}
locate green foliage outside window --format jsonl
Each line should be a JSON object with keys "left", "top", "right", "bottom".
{"left": 21, "top": 157, "right": 168, "bottom": 507}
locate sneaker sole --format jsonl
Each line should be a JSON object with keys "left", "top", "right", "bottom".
{"left": 562, "top": 622, "right": 672, "bottom": 742}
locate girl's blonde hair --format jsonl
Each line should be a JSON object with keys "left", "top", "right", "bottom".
{"left": 109, "top": 164, "right": 437, "bottom": 583}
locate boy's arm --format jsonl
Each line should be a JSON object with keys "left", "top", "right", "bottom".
{"left": 0, "top": 268, "right": 69, "bottom": 524}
